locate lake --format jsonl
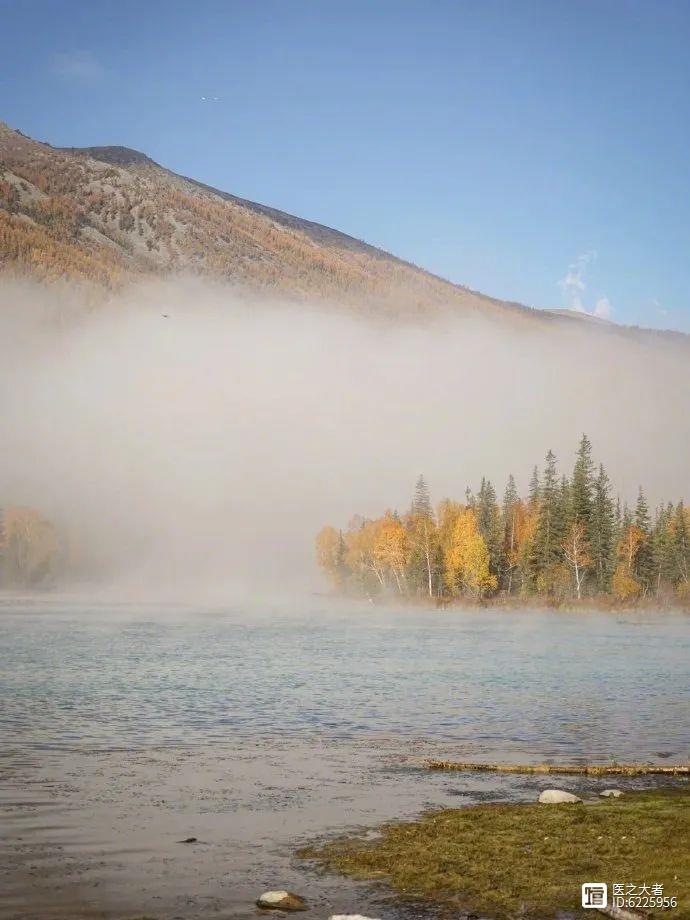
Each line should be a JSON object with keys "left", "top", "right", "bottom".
{"left": 1, "top": 602, "right": 688, "bottom": 919}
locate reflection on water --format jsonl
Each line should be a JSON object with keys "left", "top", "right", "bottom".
{"left": 1, "top": 603, "right": 689, "bottom": 760}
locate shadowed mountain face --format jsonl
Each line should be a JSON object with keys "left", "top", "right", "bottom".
{"left": 0, "top": 120, "right": 531, "bottom": 321}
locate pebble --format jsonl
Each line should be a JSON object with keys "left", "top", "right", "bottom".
{"left": 257, "top": 891, "right": 309, "bottom": 911}
{"left": 538, "top": 789, "right": 583, "bottom": 804}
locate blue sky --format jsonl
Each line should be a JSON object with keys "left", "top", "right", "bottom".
{"left": 2, "top": 0, "right": 690, "bottom": 331}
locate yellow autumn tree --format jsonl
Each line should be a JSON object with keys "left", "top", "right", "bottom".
{"left": 345, "top": 519, "right": 387, "bottom": 593}
{"left": 612, "top": 524, "right": 644, "bottom": 602}
{"left": 315, "top": 525, "right": 347, "bottom": 590}
{"left": 372, "top": 512, "right": 409, "bottom": 595}
{"left": 1, "top": 506, "right": 59, "bottom": 587}
{"left": 516, "top": 502, "right": 539, "bottom": 593}
{"left": 444, "top": 507, "right": 497, "bottom": 598}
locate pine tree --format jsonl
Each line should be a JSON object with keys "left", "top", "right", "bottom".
{"left": 670, "top": 501, "right": 689, "bottom": 585}
{"left": 614, "top": 496, "right": 622, "bottom": 545}
{"left": 590, "top": 464, "right": 615, "bottom": 593}
{"left": 530, "top": 450, "right": 564, "bottom": 589}
{"left": 476, "top": 478, "right": 504, "bottom": 586}
{"left": 650, "top": 503, "right": 675, "bottom": 597}
{"left": 528, "top": 466, "right": 540, "bottom": 510}
{"left": 622, "top": 502, "right": 633, "bottom": 530}
{"left": 635, "top": 488, "right": 651, "bottom": 532}
{"left": 502, "top": 474, "right": 520, "bottom": 592}
{"left": 634, "top": 487, "right": 654, "bottom": 593}
{"left": 559, "top": 475, "right": 573, "bottom": 530}
{"left": 571, "top": 434, "right": 594, "bottom": 528}
{"left": 413, "top": 475, "right": 432, "bottom": 519}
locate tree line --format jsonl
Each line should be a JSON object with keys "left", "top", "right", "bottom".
{"left": 315, "top": 435, "right": 690, "bottom": 605}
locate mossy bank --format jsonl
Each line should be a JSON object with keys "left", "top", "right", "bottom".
{"left": 300, "top": 787, "right": 690, "bottom": 919}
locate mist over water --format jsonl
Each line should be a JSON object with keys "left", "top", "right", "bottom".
{"left": 1, "top": 277, "right": 689, "bottom": 598}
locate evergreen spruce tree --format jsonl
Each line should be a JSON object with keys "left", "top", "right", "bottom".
{"left": 528, "top": 466, "right": 540, "bottom": 509}
{"left": 502, "top": 474, "right": 520, "bottom": 593}
{"left": 590, "top": 464, "right": 615, "bottom": 593}
{"left": 614, "top": 496, "right": 622, "bottom": 545}
{"left": 503, "top": 473, "right": 519, "bottom": 511}
{"left": 559, "top": 475, "right": 573, "bottom": 529}
{"left": 476, "top": 478, "right": 504, "bottom": 585}
{"left": 633, "top": 487, "right": 654, "bottom": 593}
{"left": 571, "top": 434, "right": 594, "bottom": 528}
{"left": 413, "top": 474, "right": 432, "bottom": 518}
{"left": 670, "top": 501, "right": 689, "bottom": 585}
{"left": 650, "top": 503, "right": 675, "bottom": 597}
{"left": 530, "top": 450, "right": 563, "bottom": 589}
{"left": 622, "top": 502, "right": 633, "bottom": 530}
{"left": 635, "top": 488, "right": 651, "bottom": 532}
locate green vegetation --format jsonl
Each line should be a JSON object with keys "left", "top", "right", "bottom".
{"left": 301, "top": 788, "right": 690, "bottom": 919}
{"left": 317, "top": 434, "right": 690, "bottom": 606}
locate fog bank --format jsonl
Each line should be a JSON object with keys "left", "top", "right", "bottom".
{"left": 1, "top": 278, "right": 688, "bottom": 599}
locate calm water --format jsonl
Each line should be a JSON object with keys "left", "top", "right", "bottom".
{"left": 1, "top": 602, "right": 689, "bottom": 920}
{"left": 2, "top": 602, "right": 689, "bottom": 760}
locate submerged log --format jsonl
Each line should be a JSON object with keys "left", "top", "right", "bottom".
{"left": 425, "top": 759, "right": 689, "bottom": 776}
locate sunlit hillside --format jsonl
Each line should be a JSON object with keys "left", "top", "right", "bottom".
{"left": 0, "top": 121, "right": 533, "bottom": 320}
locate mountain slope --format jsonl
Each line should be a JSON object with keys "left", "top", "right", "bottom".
{"left": 0, "top": 121, "right": 687, "bottom": 346}
{"left": 0, "top": 120, "right": 531, "bottom": 321}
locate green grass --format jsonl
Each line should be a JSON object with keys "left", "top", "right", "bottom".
{"left": 300, "top": 788, "right": 690, "bottom": 919}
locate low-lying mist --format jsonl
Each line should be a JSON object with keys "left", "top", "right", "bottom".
{"left": 1, "top": 277, "right": 689, "bottom": 600}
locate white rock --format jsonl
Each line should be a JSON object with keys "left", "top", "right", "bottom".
{"left": 330, "top": 916, "right": 381, "bottom": 920}
{"left": 259, "top": 892, "right": 290, "bottom": 906}
{"left": 538, "top": 789, "right": 583, "bottom": 804}
{"left": 257, "top": 891, "right": 308, "bottom": 911}
{"left": 600, "top": 788, "right": 623, "bottom": 798}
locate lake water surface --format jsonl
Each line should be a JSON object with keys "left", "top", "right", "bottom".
{"left": 1, "top": 603, "right": 689, "bottom": 919}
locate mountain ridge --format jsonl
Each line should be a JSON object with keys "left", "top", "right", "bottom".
{"left": 0, "top": 120, "right": 686, "bottom": 343}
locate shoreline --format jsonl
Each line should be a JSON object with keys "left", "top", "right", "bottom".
{"left": 337, "top": 592, "right": 690, "bottom": 614}
{"left": 301, "top": 787, "right": 690, "bottom": 920}
{"left": 2, "top": 606, "right": 688, "bottom": 919}
{"left": 4, "top": 741, "right": 688, "bottom": 920}
{"left": 1, "top": 587, "right": 689, "bottom": 614}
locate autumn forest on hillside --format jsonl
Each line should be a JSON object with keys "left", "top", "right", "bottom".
{"left": 316, "top": 436, "right": 690, "bottom": 606}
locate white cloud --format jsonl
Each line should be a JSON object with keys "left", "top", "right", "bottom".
{"left": 594, "top": 297, "right": 612, "bottom": 320}
{"left": 558, "top": 251, "right": 613, "bottom": 321}
{"left": 51, "top": 51, "right": 106, "bottom": 83}
{"left": 557, "top": 250, "right": 597, "bottom": 313}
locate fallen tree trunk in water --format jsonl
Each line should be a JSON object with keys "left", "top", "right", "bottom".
{"left": 425, "top": 760, "right": 689, "bottom": 776}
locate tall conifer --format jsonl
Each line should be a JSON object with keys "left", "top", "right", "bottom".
{"left": 590, "top": 464, "right": 615, "bottom": 592}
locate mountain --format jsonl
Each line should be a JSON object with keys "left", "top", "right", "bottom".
{"left": 0, "top": 121, "right": 686, "bottom": 342}
{"left": 0, "top": 120, "right": 524, "bottom": 320}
